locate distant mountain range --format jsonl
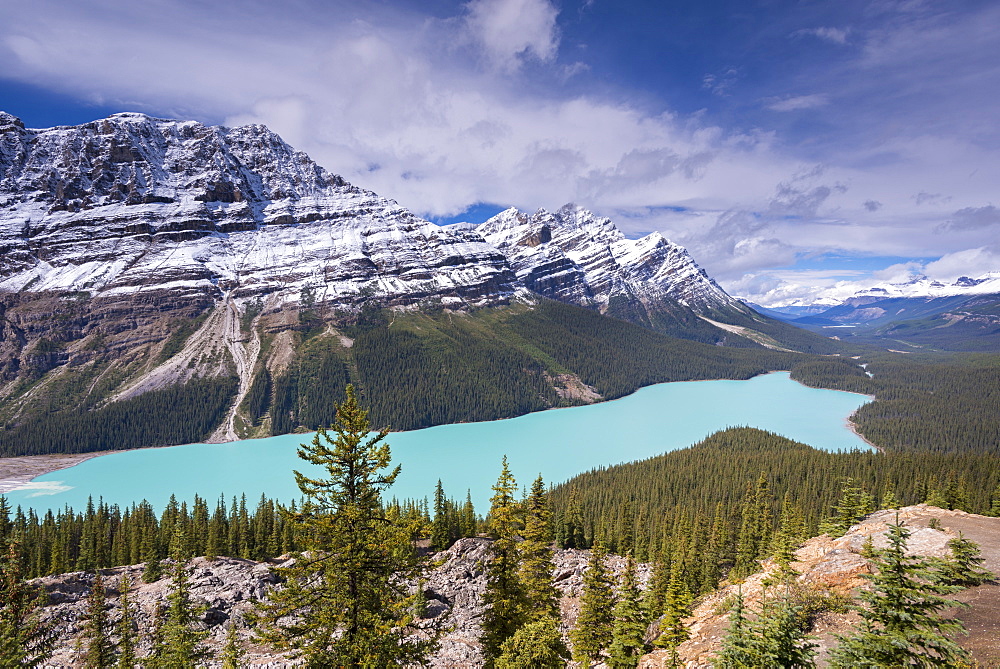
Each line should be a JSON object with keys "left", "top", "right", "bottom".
{"left": 755, "top": 274, "right": 1000, "bottom": 351}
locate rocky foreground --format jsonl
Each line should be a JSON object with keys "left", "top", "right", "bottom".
{"left": 32, "top": 505, "right": 1000, "bottom": 667}
{"left": 641, "top": 504, "right": 1000, "bottom": 668}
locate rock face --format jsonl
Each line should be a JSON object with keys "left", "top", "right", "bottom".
{"left": 477, "top": 205, "right": 743, "bottom": 317}
{"left": 639, "top": 505, "right": 1000, "bottom": 668}
{"left": 0, "top": 112, "right": 738, "bottom": 319}
{"left": 35, "top": 539, "right": 651, "bottom": 668}
{"left": 0, "top": 112, "right": 515, "bottom": 309}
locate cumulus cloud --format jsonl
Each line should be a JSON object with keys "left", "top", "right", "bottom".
{"left": 864, "top": 199, "right": 882, "bottom": 212}
{"left": 464, "top": 0, "right": 560, "bottom": 71}
{"left": 924, "top": 247, "right": 1000, "bottom": 280}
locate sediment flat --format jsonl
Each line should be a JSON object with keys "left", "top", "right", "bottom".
{"left": 0, "top": 452, "right": 114, "bottom": 495}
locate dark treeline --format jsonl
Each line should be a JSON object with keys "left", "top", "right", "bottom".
{"left": 264, "top": 300, "right": 808, "bottom": 434}
{"left": 792, "top": 353, "right": 1000, "bottom": 455}
{"left": 0, "top": 377, "right": 237, "bottom": 457}
{"left": 0, "top": 489, "right": 474, "bottom": 581}
{"left": 547, "top": 427, "right": 1000, "bottom": 595}
{"left": 503, "top": 301, "right": 806, "bottom": 401}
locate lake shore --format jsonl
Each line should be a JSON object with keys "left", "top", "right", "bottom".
{"left": 0, "top": 451, "right": 116, "bottom": 495}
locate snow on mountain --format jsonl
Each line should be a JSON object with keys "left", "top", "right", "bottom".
{"left": 768, "top": 273, "right": 1000, "bottom": 311}
{"left": 0, "top": 112, "right": 738, "bottom": 319}
{"left": 0, "top": 111, "right": 515, "bottom": 308}
{"left": 477, "top": 204, "right": 741, "bottom": 313}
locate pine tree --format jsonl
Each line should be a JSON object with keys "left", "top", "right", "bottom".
{"left": 609, "top": 554, "right": 648, "bottom": 668}
{"left": 494, "top": 618, "right": 569, "bottom": 668}
{"left": 654, "top": 560, "right": 692, "bottom": 666}
{"left": 252, "top": 385, "right": 433, "bottom": 667}
{"left": 146, "top": 559, "right": 210, "bottom": 667}
{"left": 733, "top": 473, "right": 772, "bottom": 578}
{"left": 77, "top": 571, "right": 115, "bottom": 668}
{"left": 0, "top": 538, "right": 56, "bottom": 666}
{"left": 570, "top": 543, "right": 615, "bottom": 665}
{"left": 221, "top": 621, "right": 245, "bottom": 669}
{"left": 937, "top": 532, "right": 994, "bottom": 587}
{"left": 829, "top": 519, "right": 970, "bottom": 667}
{"left": 481, "top": 457, "right": 528, "bottom": 661}
{"left": 115, "top": 575, "right": 137, "bottom": 669}
{"left": 518, "top": 475, "right": 560, "bottom": 621}
{"left": 714, "top": 586, "right": 817, "bottom": 668}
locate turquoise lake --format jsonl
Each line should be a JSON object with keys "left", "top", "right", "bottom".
{"left": 3, "top": 372, "right": 872, "bottom": 513}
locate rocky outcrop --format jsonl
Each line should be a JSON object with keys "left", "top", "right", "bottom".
{"left": 34, "top": 539, "right": 652, "bottom": 668}
{"left": 639, "top": 505, "right": 1000, "bottom": 668}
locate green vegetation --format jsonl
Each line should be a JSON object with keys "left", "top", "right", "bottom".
{"left": 829, "top": 519, "right": 970, "bottom": 667}
{"left": 0, "top": 538, "right": 56, "bottom": 665}
{"left": 791, "top": 353, "right": 1000, "bottom": 455}
{"left": 0, "top": 377, "right": 238, "bottom": 457}
{"left": 548, "top": 427, "right": 1000, "bottom": 570}
{"left": 253, "top": 385, "right": 434, "bottom": 666}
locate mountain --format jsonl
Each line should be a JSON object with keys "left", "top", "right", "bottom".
{"left": 765, "top": 276, "right": 1000, "bottom": 351}
{"left": 0, "top": 112, "right": 834, "bottom": 456}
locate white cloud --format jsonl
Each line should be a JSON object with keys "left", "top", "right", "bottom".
{"left": 793, "top": 27, "right": 850, "bottom": 44}
{"left": 766, "top": 94, "right": 830, "bottom": 112}
{"left": 463, "top": 0, "right": 560, "bottom": 71}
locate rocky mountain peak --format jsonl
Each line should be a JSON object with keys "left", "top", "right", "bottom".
{"left": 478, "top": 202, "right": 738, "bottom": 313}
{"left": 0, "top": 111, "right": 25, "bottom": 131}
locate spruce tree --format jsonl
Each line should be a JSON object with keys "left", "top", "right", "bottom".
{"left": 820, "top": 477, "right": 872, "bottom": 537}
{"left": 0, "top": 538, "right": 55, "bottom": 666}
{"left": 829, "top": 519, "right": 970, "bottom": 667}
{"left": 518, "top": 475, "right": 560, "bottom": 621}
{"left": 77, "top": 570, "right": 115, "bottom": 668}
{"left": 481, "top": 457, "right": 528, "bottom": 661}
{"left": 115, "top": 575, "right": 137, "bottom": 669}
{"left": 609, "top": 554, "right": 648, "bottom": 668}
{"left": 461, "top": 490, "right": 477, "bottom": 538}
{"left": 570, "top": 543, "right": 615, "bottom": 665}
{"left": 713, "top": 587, "right": 816, "bottom": 668}
{"left": 146, "top": 559, "right": 210, "bottom": 667}
{"left": 937, "top": 532, "right": 994, "bottom": 587}
{"left": 654, "top": 560, "right": 692, "bottom": 666}
{"left": 431, "top": 479, "right": 450, "bottom": 552}
{"left": 733, "top": 474, "right": 772, "bottom": 578}
{"left": 714, "top": 588, "right": 756, "bottom": 667}
{"left": 494, "top": 618, "right": 569, "bottom": 668}
{"left": 221, "top": 621, "right": 245, "bottom": 669}
{"left": 253, "top": 385, "right": 433, "bottom": 667}
{"left": 771, "top": 492, "right": 804, "bottom": 579}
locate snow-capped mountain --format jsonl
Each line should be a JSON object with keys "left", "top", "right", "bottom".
{"left": 476, "top": 205, "right": 742, "bottom": 314}
{"left": 849, "top": 274, "right": 1000, "bottom": 301}
{"left": 0, "top": 111, "right": 739, "bottom": 319}
{"left": 0, "top": 111, "right": 515, "bottom": 308}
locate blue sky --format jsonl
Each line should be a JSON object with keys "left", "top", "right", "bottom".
{"left": 2, "top": 0, "right": 998, "bottom": 305}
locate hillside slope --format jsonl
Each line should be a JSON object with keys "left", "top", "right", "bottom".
{"left": 640, "top": 505, "right": 1000, "bottom": 667}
